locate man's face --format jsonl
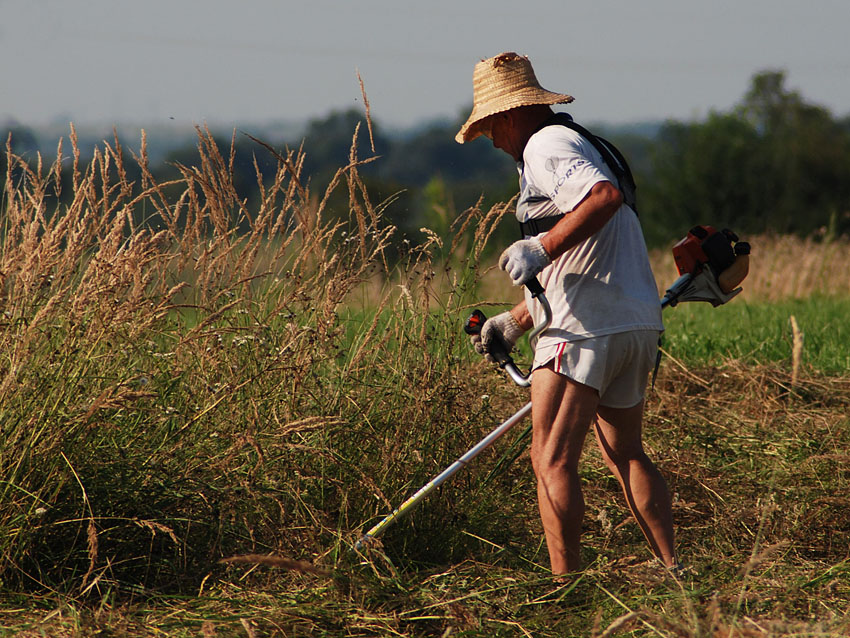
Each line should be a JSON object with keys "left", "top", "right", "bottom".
{"left": 482, "top": 111, "right": 523, "bottom": 161}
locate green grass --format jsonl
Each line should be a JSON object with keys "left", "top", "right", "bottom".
{"left": 662, "top": 295, "right": 850, "bottom": 373}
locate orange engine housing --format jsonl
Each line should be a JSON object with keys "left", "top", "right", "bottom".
{"left": 672, "top": 225, "right": 717, "bottom": 276}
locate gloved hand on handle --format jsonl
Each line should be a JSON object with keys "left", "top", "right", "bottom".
{"left": 470, "top": 311, "right": 526, "bottom": 364}
{"left": 498, "top": 237, "right": 551, "bottom": 286}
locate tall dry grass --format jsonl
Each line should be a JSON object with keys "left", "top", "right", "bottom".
{"left": 0, "top": 123, "right": 511, "bottom": 595}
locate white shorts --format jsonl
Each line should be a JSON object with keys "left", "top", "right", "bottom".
{"left": 536, "top": 330, "right": 660, "bottom": 409}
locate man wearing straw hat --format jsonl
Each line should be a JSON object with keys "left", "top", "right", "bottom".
{"left": 457, "top": 52, "right": 676, "bottom": 574}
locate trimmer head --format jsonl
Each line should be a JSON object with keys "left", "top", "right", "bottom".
{"left": 661, "top": 268, "right": 740, "bottom": 308}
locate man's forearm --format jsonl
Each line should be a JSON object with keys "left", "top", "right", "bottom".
{"left": 539, "top": 181, "right": 623, "bottom": 261}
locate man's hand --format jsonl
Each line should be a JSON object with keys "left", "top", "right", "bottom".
{"left": 470, "top": 311, "right": 526, "bottom": 364}
{"left": 498, "top": 237, "right": 551, "bottom": 286}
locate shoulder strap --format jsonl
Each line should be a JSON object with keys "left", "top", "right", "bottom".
{"left": 535, "top": 113, "right": 639, "bottom": 215}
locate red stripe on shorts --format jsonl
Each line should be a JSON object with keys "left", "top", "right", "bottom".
{"left": 555, "top": 341, "right": 566, "bottom": 372}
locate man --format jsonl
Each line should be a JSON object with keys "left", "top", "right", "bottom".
{"left": 456, "top": 52, "right": 677, "bottom": 574}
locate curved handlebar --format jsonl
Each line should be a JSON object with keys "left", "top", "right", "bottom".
{"left": 464, "top": 277, "right": 553, "bottom": 388}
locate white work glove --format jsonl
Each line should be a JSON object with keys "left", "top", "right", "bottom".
{"left": 498, "top": 237, "right": 551, "bottom": 286}
{"left": 470, "top": 311, "right": 526, "bottom": 364}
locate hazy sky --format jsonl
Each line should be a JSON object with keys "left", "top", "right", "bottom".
{"left": 2, "top": 0, "right": 848, "bottom": 132}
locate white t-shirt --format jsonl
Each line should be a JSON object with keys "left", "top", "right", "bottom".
{"left": 515, "top": 124, "right": 664, "bottom": 368}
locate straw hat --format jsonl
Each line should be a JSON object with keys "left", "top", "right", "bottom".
{"left": 455, "top": 52, "right": 574, "bottom": 144}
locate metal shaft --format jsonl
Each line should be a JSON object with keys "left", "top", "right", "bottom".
{"left": 354, "top": 401, "right": 533, "bottom": 551}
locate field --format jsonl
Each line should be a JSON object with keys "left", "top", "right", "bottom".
{"left": 1, "top": 129, "right": 848, "bottom": 637}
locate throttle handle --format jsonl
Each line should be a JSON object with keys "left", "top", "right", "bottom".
{"left": 463, "top": 309, "right": 515, "bottom": 368}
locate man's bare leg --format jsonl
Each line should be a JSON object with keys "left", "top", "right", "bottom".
{"left": 530, "top": 366, "right": 600, "bottom": 574}
{"left": 594, "top": 402, "right": 677, "bottom": 567}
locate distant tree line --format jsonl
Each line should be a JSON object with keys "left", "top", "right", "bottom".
{"left": 637, "top": 71, "right": 850, "bottom": 245}
{"left": 4, "top": 70, "right": 849, "bottom": 249}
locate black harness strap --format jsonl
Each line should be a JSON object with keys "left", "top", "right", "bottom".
{"left": 519, "top": 214, "right": 564, "bottom": 238}
{"left": 534, "top": 113, "right": 639, "bottom": 215}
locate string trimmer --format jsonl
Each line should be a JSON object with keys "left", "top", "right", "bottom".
{"left": 354, "top": 225, "right": 749, "bottom": 551}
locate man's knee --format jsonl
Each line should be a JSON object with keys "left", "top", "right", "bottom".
{"left": 532, "top": 452, "right": 579, "bottom": 484}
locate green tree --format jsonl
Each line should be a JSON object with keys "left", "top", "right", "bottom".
{"left": 737, "top": 70, "right": 850, "bottom": 235}
{"left": 640, "top": 70, "right": 850, "bottom": 244}
{"left": 641, "top": 114, "right": 763, "bottom": 245}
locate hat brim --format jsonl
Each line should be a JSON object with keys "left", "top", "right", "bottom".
{"left": 455, "top": 89, "right": 574, "bottom": 143}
